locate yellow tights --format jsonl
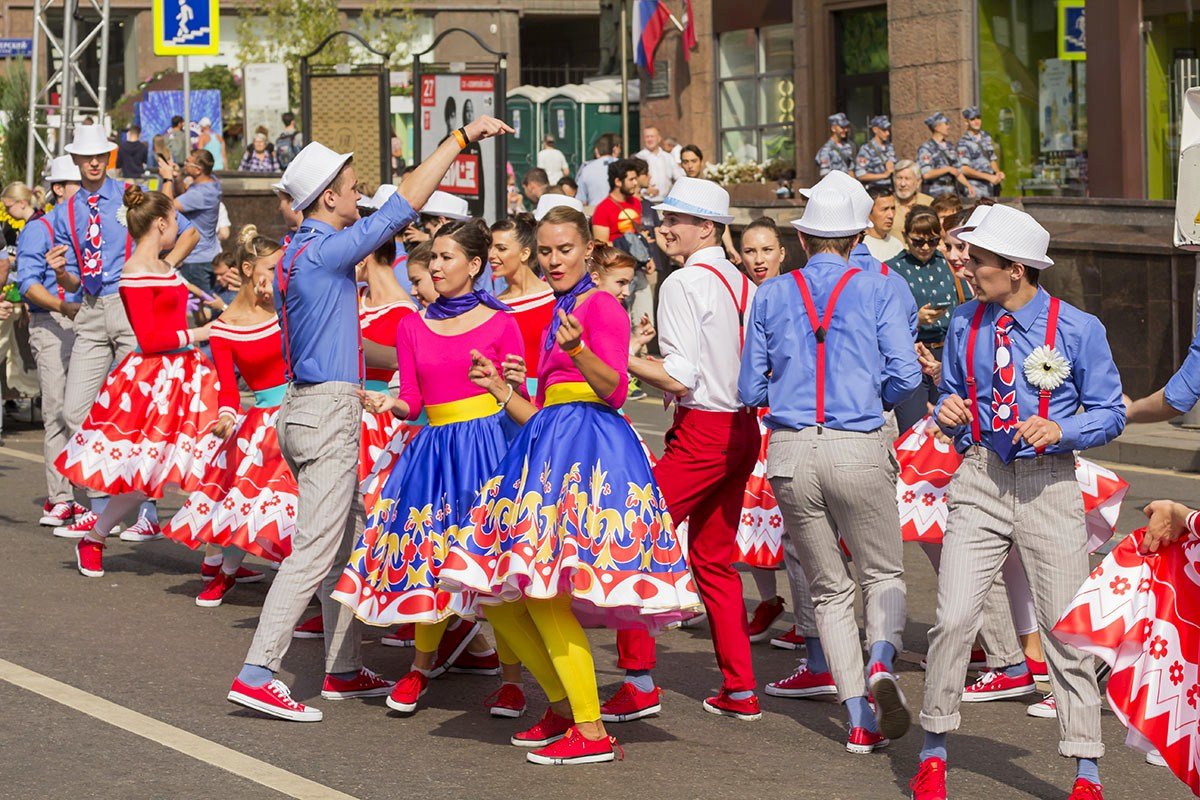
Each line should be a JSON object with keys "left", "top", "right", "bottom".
{"left": 413, "top": 619, "right": 450, "bottom": 654}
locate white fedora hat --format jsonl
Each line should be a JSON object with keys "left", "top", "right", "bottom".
{"left": 64, "top": 124, "right": 117, "bottom": 156}
{"left": 359, "top": 184, "right": 397, "bottom": 210}
{"left": 653, "top": 177, "right": 734, "bottom": 225}
{"left": 283, "top": 142, "right": 353, "bottom": 212}
{"left": 946, "top": 204, "right": 992, "bottom": 239}
{"left": 45, "top": 154, "right": 82, "bottom": 183}
{"left": 799, "top": 170, "right": 871, "bottom": 232}
{"left": 957, "top": 204, "right": 1054, "bottom": 270}
{"left": 790, "top": 190, "right": 865, "bottom": 238}
{"left": 420, "top": 190, "right": 471, "bottom": 221}
{"left": 533, "top": 192, "right": 584, "bottom": 221}
{"left": 270, "top": 179, "right": 290, "bottom": 198}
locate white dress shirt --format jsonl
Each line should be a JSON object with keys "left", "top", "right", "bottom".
{"left": 636, "top": 147, "right": 681, "bottom": 202}
{"left": 658, "top": 246, "right": 756, "bottom": 413}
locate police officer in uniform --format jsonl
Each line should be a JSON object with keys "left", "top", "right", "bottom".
{"left": 855, "top": 115, "right": 895, "bottom": 190}
{"left": 815, "top": 113, "right": 854, "bottom": 177}
{"left": 956, "top": 107, "right": 1004, "bottom": 200}
{"left": 917, "top": 112, "right": 973, "bottom": 199}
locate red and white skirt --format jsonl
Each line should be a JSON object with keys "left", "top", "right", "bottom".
{"left": 734, "top": 408, "right": 784, "bottom": 568}
{"left": 163, "top": 405, "right": 297, "bottom": 562}
{"left": 56, "top": 349, "right": 221, "bottom": 498}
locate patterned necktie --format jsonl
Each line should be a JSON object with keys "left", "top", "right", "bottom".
{"left": 990, "top": 313, "right": 1020, "bottom": 463}
{"left": 81, "top": 194, "right": 104, "bottom": 295}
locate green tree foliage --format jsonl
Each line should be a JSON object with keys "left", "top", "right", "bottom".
{"left": 0, "top": 62, "right": 38, "bottom": 185}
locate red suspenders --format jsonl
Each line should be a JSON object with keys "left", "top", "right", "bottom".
{"left": 36, "top": 217, "right": 65, "bottom": 302}
{"left": 964, "top": 296, "right": 1062, "bottom": 452}
{"left": 695, "top": 263, "right": 750, "bottom": 349}
{"left": 881, "top": 262, "right": 890, "bottom": 276}
{"left": 791, "top": 268, "right": 860, "bottom": 424}
{"left": 277, "top": 239, "right": 366, "bottom": 386}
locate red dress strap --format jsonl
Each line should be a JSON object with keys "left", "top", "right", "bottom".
{"left": 791, "top": 267, "right": 860, "bottom": 424}
{"left": 695, "top": 263, "right": 750, "bottom": 350}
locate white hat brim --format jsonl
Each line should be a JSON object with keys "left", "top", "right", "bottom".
{"left": 290, "top": 152, "right": 354, "bottom": 212}
{"left": 64, "top": 142, "right": 118, "bottom": 156}
{"left": 789, "top": 219, "right": 865, "bottom": 237}
{"left": 651, "top": 199, "right": 733, "bottom": 225}
{"left": 957, "top": 228, "right": 1054, "bottom": 270}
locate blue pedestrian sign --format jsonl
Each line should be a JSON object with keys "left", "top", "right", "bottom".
{"left": 153, "top": 0, "right": 219, "bottom": 56}
{"left": 0, "top": 39, "right": 33, "bottom": 58}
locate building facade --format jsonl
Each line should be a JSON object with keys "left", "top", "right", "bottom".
{"left": 642, "top": 0, "right": 1189, "bottom": 202}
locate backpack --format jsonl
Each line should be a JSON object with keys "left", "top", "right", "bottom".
{"left": 275, "top": 131, "right": 299, "bottom": 169}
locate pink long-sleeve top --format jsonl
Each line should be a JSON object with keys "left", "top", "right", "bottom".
{"left": 535, "top": 290, "right": 631, "bottom": 409}
{"left": 394, "top": 309, "right": 526, "bottom": 421}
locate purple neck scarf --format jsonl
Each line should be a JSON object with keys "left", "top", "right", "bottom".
{"left": 543, "top": 273, "right": 596, "bottom": 352}
{"left": 425, "top": 289, "right": 511, "bottom": 321}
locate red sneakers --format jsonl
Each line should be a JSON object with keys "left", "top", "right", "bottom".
{"left": 385, "top": 670, "right": 429, "bottom": 712}
{"left": 747, "top": 596, "right": 785, "bottom": 643}
{"left": 867, "top": 663, "right": 911, "bottom": 740}
{"left": 526, "top": 727, "right": 621, "bottom": 765}
{"left": 40, "top": 500, "right": 75, "bottom": 527}
{"left": 292, "top": 614, "right": 324, "bottom": 639}
{"left": 702, "top": 689, "right": 762, "bottom": 720}
{"left": 118, "top": 514, "right": 163, "bottom": 542}
{"left": 196, "top": 572, "right": 237, "bottom": 607}
{"left": 600, "top": 682, "right": 663, "bottom": 722}
{"left": 846, "top": 726, "right": 889, "bottom": 754}
{"left": 55, "top": 510, "right": 101, "bottom": 539}
{"left": 770, "top": 627, "right": 806, "bottom": 650}
{"left": 1069, "top": 778, "right": 1104, "bottom": 799}
{"left": 429, "top": 619, "right": 481, "bottom": 678}
{"left": 227, "top": 677, "right": 322, "bottom": 722}
{"left": 1027, "top": 692, "right": 1057, "bottom": 718}
{"left": 910, "top": 757, "right": 948, "bottom": 800}
{"left": 76, "top": 538, "right": 105, "bottom": 577}
{"left": 449, "top": 647, "right": 501, "bottom": 676}
{"left": 381, "top": 623, "right": 416, "bottom": 647}
{"left": 485, "top": 683, "right": 527, "bottom": 718}
{"left": 765, "top": 659, "right": 837, "bottom": 698}
{"left": 201, "top": 562, "right": 264, "bottom": 583}
{"left": 961, "top": 669, "right": 1037, "bottom": 702}
{"left": 510, "top": 707, "right": 573, "bottom": 747}
{"left": 321, "top": 667, "right": 394, "bottom": 700}
{"left": 1027, "top": 657, "right": 1049, "bottom": 680}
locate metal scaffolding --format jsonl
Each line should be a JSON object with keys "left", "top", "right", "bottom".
{"left": 24, "top": 0, "right": 112, "bottom": 184}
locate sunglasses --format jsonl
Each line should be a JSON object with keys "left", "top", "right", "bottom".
{"left": 909, "top": 236, "right": 940, "bottom": 248}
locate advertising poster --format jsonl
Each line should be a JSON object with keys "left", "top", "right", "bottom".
{"left": 419, "top": 73, "right": 497, "bottom": 221}
{"left": 1038, "top": 58, "right": 1074, "bottom": 152}
{"left": 244, "top": 63, "right": 290, "bottom": 145}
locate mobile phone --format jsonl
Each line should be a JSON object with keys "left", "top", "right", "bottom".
{"left": 931, "top": 303, "right": 951, "bottom": 311}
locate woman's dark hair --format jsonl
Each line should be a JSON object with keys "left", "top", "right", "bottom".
{"left": 443, "top": 96, "right": 457, "bottom": 130}
{"left": 123, "top": 184, "right": 175, "bottom": 240}
{"left": 433, "top": 218, "right": 491, "bottom": 268}
{"left": 190, "top": 148, "right": 215, "bottom": 175}
{"left": 406, "top": 240, "right": 433, "bottom": 269}
{"left": 903, "top": 204, "right": 942, "bottom": 239}
{"left": 741, "top": 216, "right": 783, "bottom": 247}
{"left": 373, "top": 237, "right": 397, "bottom": 266}
{"left": 681, "top": 144, "right": 703, "bottom": 161}
{"left": 930, "top": 193, "right": 962, "bottom": 218}
{"left": 491, "top": 212, "right": 537, "bottom": 271}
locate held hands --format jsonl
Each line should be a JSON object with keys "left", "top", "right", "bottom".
{"left": 1140, "top": 500, "right": 1192, "bottom": 555}
{"left": 937, "top": 394, "right": 972, "bottom": 429}
{"left": 1011, "top": 415, "right": 1062, "bottom": 449}
{"left": 189, "top": 321, "right": 215, "bottom": 344}
{"left": 555, "top": 310, "right": 584, "bottom": 354}
{"left": 501, "top": 354, "right": 527, "bottom": 387}
{"left": 358, "top": 389, "right": 398, "bottom": 416}
{"left": 915, "top": 342, "right": 941, "bottom": 384}
{"left": 254, "top": 274, "right": 273, "bottom": 303}
{"left": 213, "top": 413, "right": 237, "bottom": 440}
{"left": 632, "top": 314, "right": 656, "bottom": 350}
{"left": 463, "top": 116, "right": 516, "bottom": 144}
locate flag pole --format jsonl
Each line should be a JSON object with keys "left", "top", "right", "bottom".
{"left": 620, "top": 0, "right": 629, "bottom": 153}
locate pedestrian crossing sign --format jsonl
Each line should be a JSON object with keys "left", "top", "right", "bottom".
{"left": 153, "top": 0, "right": 219, "bottom": 56}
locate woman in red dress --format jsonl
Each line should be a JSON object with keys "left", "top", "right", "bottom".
{"left": 58, "top": 185, "right": 219, "bottom": 577}
{"left": 490, "top": 213, "right": 553, "bottom": 397}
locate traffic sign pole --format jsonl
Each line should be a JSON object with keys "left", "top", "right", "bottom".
{"left": 183, "top": 56, "right": 190, "bottom": 155}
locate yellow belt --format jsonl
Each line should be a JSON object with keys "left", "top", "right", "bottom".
{"left": 543, "top": 381, "right": 604, "bottom": 407}
{"left": 425, "top": 394, "right": 502, "bottom": 426}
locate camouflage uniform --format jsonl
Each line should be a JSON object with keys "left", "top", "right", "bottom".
{"left": 855, "top": 139, "right": 894, "bottom": 189}
{"left": 917, "top": 138, "right": 961, "bottom": 198}
{"left": 816, "top": 137, "right": 855, "bottom": 177}
{"left": 957, "top": 129, "right": 999, "bottom": 199}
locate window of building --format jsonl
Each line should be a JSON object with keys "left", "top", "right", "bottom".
{"left": 1143, "top": 6, "right": 1200, "bottom": 200}
{"left": 834, "top": 5, "right": 889, "bottom": 147}
{"left": 978, "top": 0, "right": 1087, "bottom": 196}
{"left": 716, "top": 23, "right": 794, "bottom": 165}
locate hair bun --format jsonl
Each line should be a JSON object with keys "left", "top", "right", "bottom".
{"left": 123, "top": 184, "right": 146, "bottom": 209}
{"left": 237, "top": 224, "right": 259, "bottom": 248}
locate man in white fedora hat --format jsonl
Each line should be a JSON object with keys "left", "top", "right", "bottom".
{"left": 603, "top": 176, "right": 762, "bottom": 724}
{"left": 16, "top": 155, "right": 86, "bottom": 528}
{"left": 910, "top": 204, "right": 1124, "bottom": 800}
{"left": 52, "top": 124, "right": 199, "bottom": 541}
{"left": 228, "top": 114, "right": 513, "bottom": 723}
{"left": 740, "top": 190, "right": 920, "bottom": 755}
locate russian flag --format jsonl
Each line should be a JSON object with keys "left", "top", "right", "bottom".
{"left": 634, "top": 0, "right": 672, "bottom": 75}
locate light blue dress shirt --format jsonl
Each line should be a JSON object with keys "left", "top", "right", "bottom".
{"left": 739, "top": 253, "right": 922, "bottom": 432}
{"left": 935, "top": 289, "right": 1126, "bottom": 457}
{"left": 16, "top": 207, "right": 82, "bottom": 312}
{"left": 175, "top": 179, "right": 223, "bottom": 263}
{"left": 274, "top": 191, "right": 418, "bottom": 385}
{"left": 850, "top": 242, "right": 918, "bottom": 339}
{"left": 54, "top": 178, "right": 194, "bottom": 297}
{"left": 1164, "top": 326, "right": 1200, "bottom": 413}
{"left": 576, "top": 156, "right": 616, "bottom": 207}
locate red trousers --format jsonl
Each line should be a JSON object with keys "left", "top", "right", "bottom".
{"left": 617, "top": 406, "right": 760, "bottom": 691}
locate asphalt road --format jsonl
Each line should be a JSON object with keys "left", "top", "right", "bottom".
{"left": 0, "top": 399, "right": 1193, "bottom": 800}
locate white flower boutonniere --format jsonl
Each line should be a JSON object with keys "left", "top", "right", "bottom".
{"left": 115, "top": 205, "right": 128, "bottom": 228}
{"left": 1023, "top": 345, "right": 1071, "bottom": 391}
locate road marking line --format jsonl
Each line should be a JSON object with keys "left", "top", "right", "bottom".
{"left": 0, "top": 658, "right": 360, "bottom": 800}
{"left": 0, "top": 445, "right": 48, "bottom": 464}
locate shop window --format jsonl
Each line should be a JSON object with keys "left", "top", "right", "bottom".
{"left": 978, "top": 0, "right": 1087, "bottom": 196}
{"left": 716, "top": 24, "right": 795, "bottom": 164}
{"left": 1144, "top": 9, "right": 1200, "bottom": 201}
{"left": 834, "top": 5, "right": 889, "bottom": 147}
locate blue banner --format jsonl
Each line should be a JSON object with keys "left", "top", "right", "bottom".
{"left": 137, "top": 89, "right": 223, "bottom": 142}
{"left": 0, "top": 38, "right": 33, "bottom": 57}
